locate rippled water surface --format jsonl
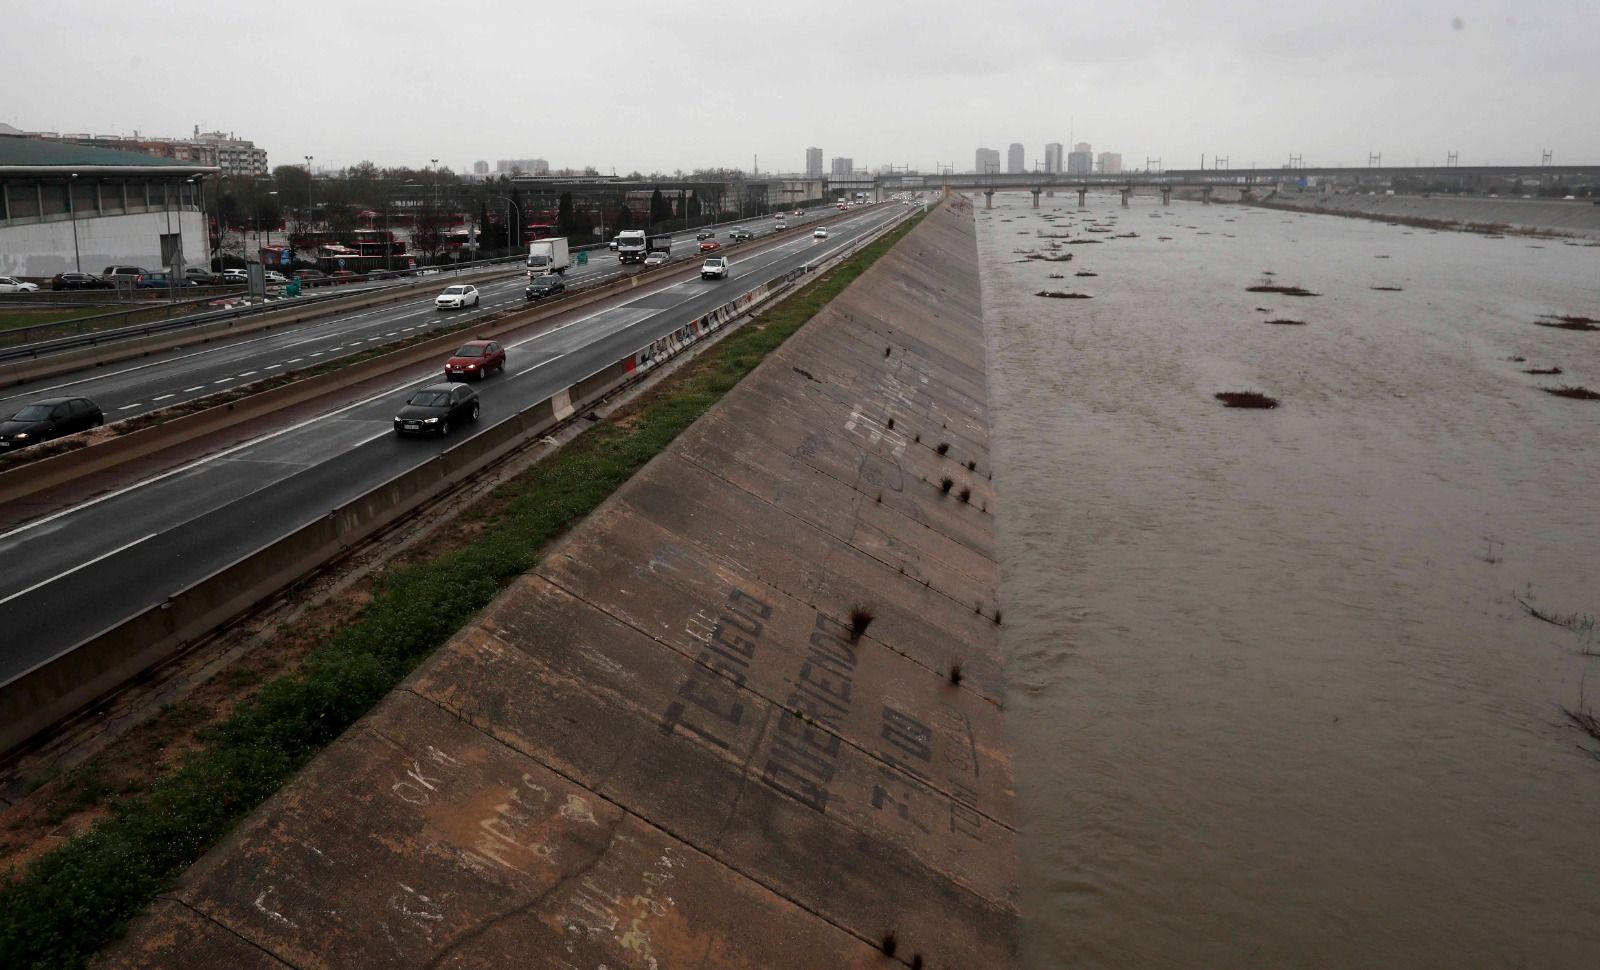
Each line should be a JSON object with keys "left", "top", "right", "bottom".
{"left": 977, "top": 193, "right": 1600, "bottom": 968}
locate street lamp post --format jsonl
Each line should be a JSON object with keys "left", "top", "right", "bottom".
{"left": 68, "top": 173, "right": 81, "bottom": 272}
{"left": 303, "top": 155, "right": 314, "bottom": 234}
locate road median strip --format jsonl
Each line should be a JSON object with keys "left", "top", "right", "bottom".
{"left": 0, "top": 205, "right": 927, "bottom": 969}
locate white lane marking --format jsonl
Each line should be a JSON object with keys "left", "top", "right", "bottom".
{"left": 265, "top": 364, "right": 282, "bottom": 370}
{"left": 0, "top": 372, "right": 440, "bottom": 545}
{"left": 153, "top": 394, "right": 174, "bottom": 401}
{"left": 506, "top": 355, "right": 565, "bottom": 381}
{"left": 238, "top": 371, "right": 257, "bottom": 377}
{"left": 286, "top": 358, "right": 304, "bottom": 364}
{"left": 0, "top": 532, "right": 158, "bottom": 607}
{"left": 309, "top": 352, "right": 324, "bottom": 357}
{"left": 117, "top": 403, "right": 141, "bottom": 410}
{"left": 184, "top": 386, "right": 205, "bottom": 392}
{"left": 214, "top": 378, "right": 234, "bottom": 384}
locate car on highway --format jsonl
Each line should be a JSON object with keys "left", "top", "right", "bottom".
{"left": 701, "top": 256, "right": 730, "bottom": 280}
{"left": 220, "top": 268, "right": 249, "bottom": 284}
{"left": 525, "top": 274, "right": 565, "bottom": 300}
{"left": 329, "top": 270, "right": 361, "bottom": 284}
{"left": 698, "top": 240, "right": 722, "bottom": 253}
{"left": 813, "top": 227, "right": 830, "bottom": 239}
{"left": 435, "top": 284, "right": 480, "bottom": 309}
{"left": 444, "top": 339, "right": 506, "bottom": 381}
{"left": 0, "top": 276, "right": 40, "bottom": 293}
{"left": 792, "top": 209, "right": 802, "bottom": 216}
{"left": 774, "top": 221, "right": 788, "bottom": 230}
{"left": 50, "top": 272, "right": 113, "bottom": 291}
{"left": 696, "top": 231, "right": 715, "bottom": 241}
{"left": 183, "top": 267, "right": 221, "bottom": 285}
{"left": 393, "top": 382, "right": 480, "bottom": 437}
{"left": 0, "top": 397, "right": 104, "bottom": 450}
{"left": 293, "top": 268, "right": 330, "bottom": 287}
{"left": 644, "top": 251, "right": 668, "bottom": 267}
{"left": 729, "top": 228, "right": 753, "bottom": 242}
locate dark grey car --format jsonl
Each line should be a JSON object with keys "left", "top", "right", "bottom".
{"left": 525, "top": 274, "right": 565, "bottom": 301}
{"left": 0, "top": 397, "right": 104, "bottom": 450}
{"left": 392, "top": 382, "right": 480, "bottom": 437}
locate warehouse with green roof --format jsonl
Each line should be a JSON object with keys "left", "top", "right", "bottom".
{"left": 0, "top": 136, "right": 217, "bottom": 278}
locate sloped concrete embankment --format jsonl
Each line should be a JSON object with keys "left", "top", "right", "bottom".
{"left": 103, "top": 198, "right": 1017, "bottom": 968}
{"left": 1249, "top": 191, "right": 1600, "bottom": 238}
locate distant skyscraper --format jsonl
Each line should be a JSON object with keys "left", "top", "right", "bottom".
{"left": 1068, "top": 142, "right": 1093, "bottom": 175}
{"left": 830, "top": 156, "right": 853, "bottom": 180}
{"left": 1007, "top": 142, "right": 1025, "bottom": 174}
{"left": 496, "top": 158, "right": 549, "bottom": 175}
{"left": 472, "top": 160, "right": 489, "bottom": 175}
{"left": 806, "top": 147, "right": 823, "bottom": 178}
{"left": 1096, "top": 152, "right": 1122, "bottom": 174}
{"left": 975, "top": 147, "right": 1000, "bottom": 175}
{"left": 1044, "top": 143, "right": 1063, "bottom": 173}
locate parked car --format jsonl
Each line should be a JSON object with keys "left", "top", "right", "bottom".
{"left": 445, "top": 339, "right": 506, "bottom": 381}
{"left": 644, "top": 251, "right": 668, "bottom": 267}
{"left": 699, "top": 240, "right": 722, "bottom": 253}
{"left": 729, "top": 228, "right": 753, "bottom": 242}
{"left": 50, "top": 272, "right": 113, "bottom": 291}
{"left": 329, "top": 270, "right": 360, "bottom": 284}
{"left": 813, "top": 227, "right": 830, "bottom": 239}
{"left": 393, "top": 382, "right": 480, "bottom": 437}
{"left": 293, "top": 268, "right": 330, "bottom": 286}
{"left": 0, "top": 397, "right": 104, "bottom": 450}
{"left": 134, "top": 271, "right": 195, "bottom": 289}
{"left": 701, "top": 256, "right": 730, "bottom": 280}
{"left": 696, "top": 231, "right": 715, "bottom": 241}
{"left": 183, "top": 267, "right": 221, "bottom": 285}
{"left": 0, "top": 276, "right": 40, "bottom": 293}
{"left": 264, "top": 270, "right": 289, "bottom": 284}
{"left": 435, "top": 284, "right": 480, "bottom": 309}
{"left": 101, "top": 266, "right": 148, "bottom": 282}
{"left": 220, "top": 268, "right": 249, "bottom": 284}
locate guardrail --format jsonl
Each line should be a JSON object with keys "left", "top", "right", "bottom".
{"left": 0, "top": 203, "right": 919, "bottom": 760}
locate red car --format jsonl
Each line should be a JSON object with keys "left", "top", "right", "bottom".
{"left": 329, "top": 270, "right": 361, "bottom": 284}
{"left": 445, "top": 339, "right": 506, "bottom": 381}
{"left": 698, "top": 240, "right": 722, "bottom": 253}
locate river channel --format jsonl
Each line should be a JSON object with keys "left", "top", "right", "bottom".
{"left": 976, "top": 192, "right": 1600, "bottom": 967}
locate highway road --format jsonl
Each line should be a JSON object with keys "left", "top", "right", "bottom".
{"left": 0, "top": 203, "right": 909, "bottom": 682}
{"left": 0, "top": 206, "right": 849, "bottom": 422}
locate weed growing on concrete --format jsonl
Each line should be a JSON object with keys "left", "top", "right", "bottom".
{"left": 914, "top": 433, "right": 921, "bottom": 443}
{"left": 1544, "top": 386, "right": 1600, "bottom": 400}
{"left": 965, "top": 460, "right": 976, "bottom": 471}
{"left": 940, "top": 476, "right": 954, "bottom": 493}
{"left": 959, "top": 487, "right": 972, "bottom": 503}
{"left": 994, "top": 610, "right": 1003, "bottom": 626}
{"left": 1535, "top": 315, "right": 1599, "bottom": 331}
{"left": 849, "top": 607, "right": 875, "bottom": 641}
{"left": 1265, "top": 319, "right": 1306, "bottom": 326}
{"left": 885, "top": 417, "right": 895, "bottom": 430}
{"left": 1524, "top": 366, "right": 1563, "bottom": 375}
{"left": 912, "top": 955, "right": 925, "bottom": 969}
{"left": 884, "top": 346, "right": 891, "bottom": 356}
{"left": 881, "top": 931, "right": 898, "bottom": 956}
{"left": 949, "top": 662, "right": 964, "bottom": 684}
{"left": 936, "top": 442, "right": 949, "bottom": 455}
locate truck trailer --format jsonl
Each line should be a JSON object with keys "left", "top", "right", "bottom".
{"left": 647, "top": 234, "right": 672, "bottom": 256}
{"left": 526, "top": 237, "right": 572, "bottom": 275}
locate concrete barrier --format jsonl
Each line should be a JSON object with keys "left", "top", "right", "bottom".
{"left": 0, "top": 209, "right": 915, "bottom": 758}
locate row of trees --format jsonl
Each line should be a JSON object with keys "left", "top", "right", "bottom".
{"left": 208, "top": 161, "right": 783, "bottom": 266}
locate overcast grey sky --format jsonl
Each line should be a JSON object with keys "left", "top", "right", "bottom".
{"left": 7, "top": 0, "right": 1599, "bottom": 174}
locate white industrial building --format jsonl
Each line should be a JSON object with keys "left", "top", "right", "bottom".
{"left": 0, "top": 136, "right": 215, "bottom": 278}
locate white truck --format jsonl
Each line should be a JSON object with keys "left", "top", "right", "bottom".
{"left": 615, "top": 229, "right": 648, "bottom": 264}
{"left": 526, "top": 237, "right": 572, "bottom": 275}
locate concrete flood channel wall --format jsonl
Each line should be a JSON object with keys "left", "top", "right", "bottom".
{"left": 103, "top": 200, "right": 1018, "bottom": 967}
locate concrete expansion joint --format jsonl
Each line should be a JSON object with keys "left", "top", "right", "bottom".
{"left": 168, "top": 894, "right": 302, "bottom": 970}
{"left": 673, "top": 449, "right": 998, "bottom": 594}
{"left": 394, "top": 684, "right": 909, "bottom": 953}
{"left": 533, "top": 571, "right": 1013, "bottom": 807}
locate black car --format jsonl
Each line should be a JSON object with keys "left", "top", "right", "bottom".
{"left": 525, "top": 274, "right": 565, "bottom": 301}
{"left": 133, "top": 272, "right": 196, "bottom": 289}
{"left": 0, "top": 397, "right": 104, "bottom": 450}
{"left": 393, "top": 382, "right": 480, "bottom": 437}
{"left": 729, "top": 229, "right": 753, "bottom": 242}
{"left": 51, "top": 272, "right": 114, "bottom": 291}
{"left": 696, "top": 231, "right": 715, "bottom": 241}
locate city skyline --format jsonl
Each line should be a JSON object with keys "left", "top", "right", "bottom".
{"left": 6, "top": 1, "right": 1598, "bottom": 174}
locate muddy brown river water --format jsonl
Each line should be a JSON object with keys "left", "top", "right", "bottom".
{"left": 977, "top": 194, "right": 1600, "bottom": 968}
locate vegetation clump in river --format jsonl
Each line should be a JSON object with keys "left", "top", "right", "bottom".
{"left": 1215, "top": 391, "right": 1280, "bottom": 409}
